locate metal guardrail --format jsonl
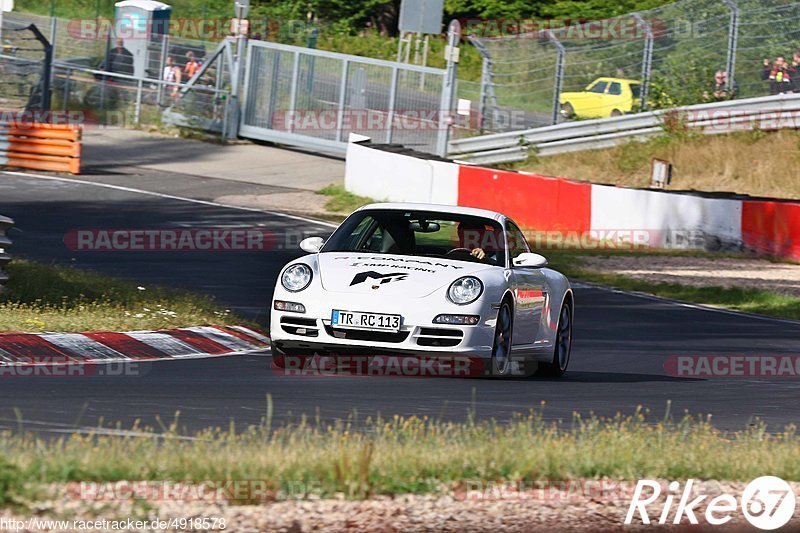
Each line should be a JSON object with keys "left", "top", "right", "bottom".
{"left": 448, "top": 93, "right": 800, "bottom": 165}
{"left": 0, "top": 216, "right": 13, "bottom": 288}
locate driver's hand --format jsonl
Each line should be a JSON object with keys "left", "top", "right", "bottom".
{"left": 471, "top": 248, "right": 486, "bottom": 260}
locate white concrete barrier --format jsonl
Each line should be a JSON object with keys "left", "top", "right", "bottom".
{"left": 345, "top": 141, "right": 458, "bottom": 205}
{"left": 591, "top": 185, "right": 743, "bottom": 249}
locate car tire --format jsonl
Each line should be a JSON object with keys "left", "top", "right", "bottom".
{"left": 490, "top": 299, "right": 514, "bottom": 377}
{"left": 561, "top": 102, "right": 575, "bottom": 119}
{"left": 610, "top": 109, "right": 623, "bottom": 117}
{"left": 538, "top": 300, "right": 572, "bottom": 377}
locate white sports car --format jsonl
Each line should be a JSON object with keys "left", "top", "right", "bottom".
{"left": 270, "top": 203, "right": 574, "bottom": 377}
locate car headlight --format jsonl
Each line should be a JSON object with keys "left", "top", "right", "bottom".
{"left": 281, "top": 264, "right": 312, "bottom": 292}
{"left": 447, "top": 276, "right": 483, "bottom": 305}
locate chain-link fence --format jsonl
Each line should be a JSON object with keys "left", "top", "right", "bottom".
{"left": 2, "top": 11, "right": 232, "bottom": 137}
{"left": 0, "top": 16, "right": 50, "bottom": 112}
{"left": 470, "top": 0, "right": 800, "bottom": 132}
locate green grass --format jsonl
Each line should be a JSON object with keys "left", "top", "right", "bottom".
{"left": 316, "top": 184, "right": 375, "bottom": 214}
{"left": 0, "top": 259, "right": 246, "bottom": 332}
{"left": 544, "top": 249, "right": 800, "bottom": 321}
{"left": 0, "top": 405, "right": 798, "bottom": 506}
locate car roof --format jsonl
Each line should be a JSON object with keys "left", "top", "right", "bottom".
{"left": 356, "top": 202, "right": 507, "bottom": 223}
{"left": 593, "top": 77, "right": 640, "bottom": 84}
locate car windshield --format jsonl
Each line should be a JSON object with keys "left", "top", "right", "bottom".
{"left": 322, "top": 209, "right": 506, "bottom": 266}
{"left": 588, "top": 81, "right": 608, "bottom": 93}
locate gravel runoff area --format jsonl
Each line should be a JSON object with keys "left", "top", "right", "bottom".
{"left": 215, "top": 192, "right": 338, "bottom": 219}
{"left": 578, "top": 255, "right": 800, "bottom": 298}
{"left": 4, "top": 480, "right": 799, "bottom": 531}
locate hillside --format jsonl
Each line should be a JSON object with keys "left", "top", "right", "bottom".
{"left": 520, "top": 129, "right": 800, "bottom": 200}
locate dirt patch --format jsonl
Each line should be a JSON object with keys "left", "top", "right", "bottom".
{"left": 215, "top": 191, "right": 339, "bottom": 220}
{"left": 215, "top": 191, "right": 329, "bottom": 215}
{"left": 578, "top": 255, "right": 800, "bottom": 298}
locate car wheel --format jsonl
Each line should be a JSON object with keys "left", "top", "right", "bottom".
{"left": 491, "top": 299, "right": 513, "bottom": 376}
{"left": 561, "top": 102, "right": 575, "bottom": 119}
{"left": 610, "top": 109, "right": 622, "bottom": 117}
{"left": 538, "top": 301, "right": 572, "bottom": 377}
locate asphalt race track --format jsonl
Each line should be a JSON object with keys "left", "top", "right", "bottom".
{"left": 2, "top": 172, "right": 800, "bottom": 434}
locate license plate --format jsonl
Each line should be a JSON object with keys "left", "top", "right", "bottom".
{"left": 330, "top": 310, "right": 401, "bottom": 332}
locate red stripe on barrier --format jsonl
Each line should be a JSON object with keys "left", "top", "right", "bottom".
{"left": 741, "top": 200, "right": 800, "bottom": 260}
{"left": 84, "top": 332, "right": 167, "bottom": 360}
{"left": 457, "top": 166, "right": 592, "bottom": 233}
{"left": 211, "top": 326, "right": 269, "bottom": 347}
{"left": 162, "top": 329, "right": 233, "bottom": 355}
{"left": 0, "top": 334, "right": 79, "bottom": 363}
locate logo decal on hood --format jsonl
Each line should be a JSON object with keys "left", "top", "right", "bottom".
{"left": 350, "top": 271, "right": 409, "bottom": 286}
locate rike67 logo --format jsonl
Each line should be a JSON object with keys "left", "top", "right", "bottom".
{"left": 625, "top": 477, "right": 796, "bottom": 530}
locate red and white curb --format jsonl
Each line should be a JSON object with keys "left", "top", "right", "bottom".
{"left": 0, "top": 326, "right": 270, "bottom": 366}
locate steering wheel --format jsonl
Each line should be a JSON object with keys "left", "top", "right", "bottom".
{"left": 446, "top": 247, "right": 471, "bottom": 256}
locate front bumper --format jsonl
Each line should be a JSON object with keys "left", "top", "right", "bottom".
{"left": 270, "top": 293, "right": 497, "bottom": 358}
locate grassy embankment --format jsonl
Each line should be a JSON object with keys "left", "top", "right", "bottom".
{"left": 0, "top": 260, "right": 244, "bottom": 332}
{"left": 521, "top": 129, "right": 800, "bottom": 200}
{"left": 0, "top": 406, "right": 798, "bottom": 506}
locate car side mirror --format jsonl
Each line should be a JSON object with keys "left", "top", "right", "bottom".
{"left": 300, "top": 237, "right": 324, "bottom": 253}
{"left": 513, "top": 252, "right": 548, "bottom": 268}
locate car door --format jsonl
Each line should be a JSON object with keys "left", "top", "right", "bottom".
{"left": 577, "top": 80, "right": 608, "bottom": 118}
{"left": 505, "top": 222, "right": 546, "bottom": 347}
{"left": 603, "top": 81, "right": 626, "bottom": 116}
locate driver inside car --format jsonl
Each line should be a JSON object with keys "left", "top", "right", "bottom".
{"left": 455, "top": 222, "right": 501, "bottom": 263}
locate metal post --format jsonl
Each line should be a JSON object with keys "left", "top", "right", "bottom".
{"left": 24, "top": 24, "right": 53, "bottom": 111}
{"left": 544, "top": 30, "right": 565, "bottom": 126}
{"left": 468, "top": 35, "right": 498, "bottom": 133}
{"left": 134, "top": 78, "right": 143, "bottom": 125}
{"left": 157, "top": 33, "right": 168, "bottom": 106}
{"left": 633, "top": 13, "right": 653, "bottom": 110}
{"left": 288, "top": 51, "right": 300, "bottom": 133}
{"left": 49, "top": 0, "right": 55, "bottom": 43}
{"left": 335, "top": 59, "right": 349, "bottom": 142}
{"left": 49, "top": 16, "right": 57, "bottom": 62}
{"left": 478, "top": 57, "right": 490, "bottom": 132}
{"left": 62, "top": 68, "right": 71, "bottom": 112}
{"left": 436, "top": 20, "right": 460, "bottom": 157}
{"left": 385, "top": 66, "right": 399, "bottom": 143}
{"left": 723, "top": 0, "right": 739, "bottom": 95}
{"left": 201, "top": 1, "right": 208, "bottom": 47}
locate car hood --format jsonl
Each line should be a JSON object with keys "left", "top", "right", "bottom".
{"left": 317, "top": 252, "right": 497, "bottom": 298}
{"left": 560, "top": 91, "right": 595, "bottom": 102}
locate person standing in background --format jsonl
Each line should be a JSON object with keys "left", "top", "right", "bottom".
{"left": 184, "top": 51, "right": 199, "bottom": 79}
{"left": 761, "top": 56, "right": 793, "bottom": 95}
{"left": 163, "top": 56, "right": 182, "bottom": 99}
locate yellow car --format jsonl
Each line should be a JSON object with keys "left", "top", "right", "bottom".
{"left": 559, "top": 77, "right": 641, "bottom": 119}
